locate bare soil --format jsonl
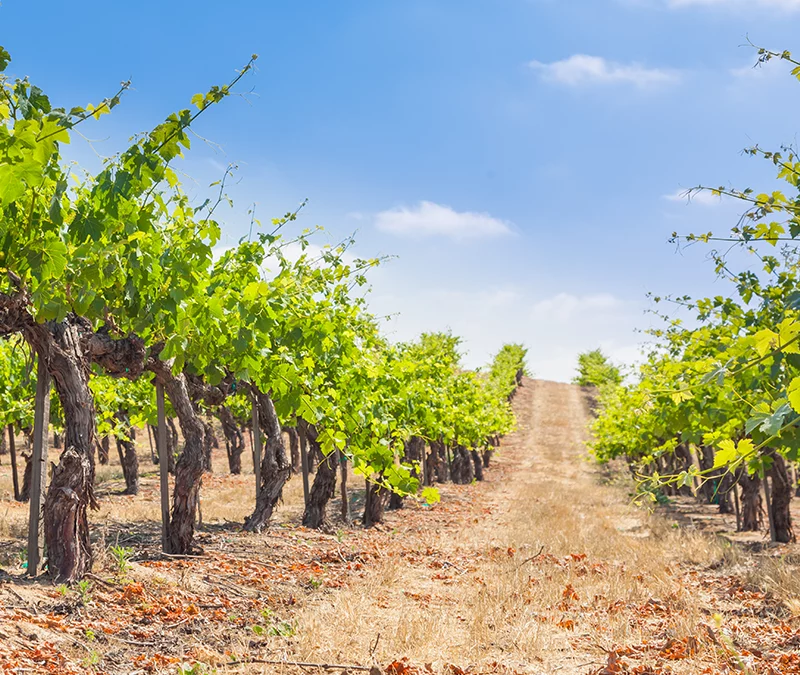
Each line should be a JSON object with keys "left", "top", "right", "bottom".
{"left": 0, "top": 379, "right": 798, "bottom": 674}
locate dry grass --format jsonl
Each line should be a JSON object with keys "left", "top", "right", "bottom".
{"left": 0, "top": 382, "right": 798, "bottom": 674}
{"left": 291, "top": 381, "right": 799, "bottom": 674}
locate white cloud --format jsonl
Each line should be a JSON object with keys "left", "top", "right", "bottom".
{"left": 371, "top": 283, "right": 643, "bottom": 382}
{"left": 375, "top": 201, "right": 513, "bottom": 239}
{"left": 531, "top": 293, "right": 624, "bottom": 322}
{"left": 529, "top": 54, "right": 680, "bottom": 89}
{"left": 663, "top": 189, "right": 722, "bottom": 206}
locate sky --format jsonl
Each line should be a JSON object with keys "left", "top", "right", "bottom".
{"left": 3, "top": 0, "right": 800, "bottom": 381}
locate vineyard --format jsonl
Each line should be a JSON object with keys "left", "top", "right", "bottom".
{"left": 2, "top": 24, "right": 800, "bottom": 675}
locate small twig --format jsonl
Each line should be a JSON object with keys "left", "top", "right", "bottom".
{"left": 85, "top": 573, "right": 116, "bottom": 589}
{"left": 441, "top": 560, "right": 467, "bottom": 575}
{"left": 226, "top": 658, "right": 374, "bottom": 671}
{"left": 516, "top": 545, "right": 546, "bottom": 569}
{"left": 108, "top": 634, "right": 158, "bottom": 647}
{"left": 370, "top": 632, "right": 381, "bottom": 658}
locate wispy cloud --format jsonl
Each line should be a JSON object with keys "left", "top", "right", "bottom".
{"left": 663, "top": 189, "right": 722, "bottom": 206}
{"left": 375, "top": 201, "right": 513, "bottom": 239}
{"left": 531, "top": 293, "right": 625, "bottom": 322}
{"left": 529, "top": 54, "right": 680, "bottom": 88}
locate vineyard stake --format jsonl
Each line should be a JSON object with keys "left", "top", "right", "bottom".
{"left": 156, "top": 383, "right": 171, "bottom": 553}
{"left": 252, "top": 396, "right": 262, "bottom": 500}
{"left": 763, "top": 473, "right": 777, "bottom": 543}
{"left": 340, "top": 453, "right": 350, "bottom": 523}
{"left": 8, "top": 425, "right": 19, "bottom": 502}
{"left": 27, "top": 353, "right": 50, "bottom": 576}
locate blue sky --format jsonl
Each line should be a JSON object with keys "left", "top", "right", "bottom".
{"left": 4, "top": 0, "right": 800, "bottom": 380}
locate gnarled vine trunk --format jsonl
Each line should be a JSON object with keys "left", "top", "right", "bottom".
{"left": 29, "top": 318, "right": 143, "bottom": 581}
{"left": 148, "top": 358, "right": 206, "bottom": 554}
{"left": 717, "top": 470, "right": 734, "bottom": 515}
{"left": 767, "top": 450, "right": 794, "bottom": 543}
{"left": 451, "top": 444, "right": 474, "bottom": 484}
{"left": 114, "top": 409, "right": 139, "bottom": 495}
{"left": 167, "top": 418, "right": 178, "bottom": 474}
{"left": 219, "top": 407, "right": 244, "bottom": 475}
{"left": 302, "top": 424, "right": 338, "bottom": 530}
{"left": 20, "top": 451, "right": 32, "bottom": 502}
{"left": 201, "top": 418, "right": 214, "bottom": 473}
{"left": 739, "top": 471, "right": 763, "bottom": 532}
{"left": 363, "top": 478, "right": 386, "bottom": 527}
{"left": 284, "top": 426, "right": 300, "bottom": 474}
{"left": 96, "top": 436, "right": 110, "bottom": 465}
{"left": 471, "top": 448, "right": 484, "bottom": 481}
{"left": 2, "top": 292, "right": 143, "bottom": 581}
{"left": 244, "top": 389, "right": 291, "bottom": 533}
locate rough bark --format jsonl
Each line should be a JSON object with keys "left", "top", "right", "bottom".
{"left": 1, "top": 290, "right": 144, "bottom": 580}
{"left": 148, "top": 358, "right": 206, "bottom": 555}
{"left": 388, "top": 489, "right": 404, "bottom": 511}
{"left": 306, "top": 439, "right": 324, "bottom": 474}
{"left": 673, "top": 444, "right": 695, "bottom": 497}
{"left": 52, "top": 431, "right": 62, "bottom": 450}
{"left": 167, "top": 418, "right": 178, "bottom": 474}
{"left": 284, "top": 426, "right": 301, "bottom": 474}
{"left": 31, "top": 318, "right": 144, "bottom": 582}
{"left": 767, "top": 450, "right": 794, "bottom": 543}
{"left": 114, "top": 409, "right": 139, "bottom": 495}
{"left": 20, "top": 451, "right": 32, "bottom": 502}
{"left": 451, "top": 445, "right": 474, "bottom": 485}
{"left": 717, "top": 470, "right": 734, "bottom": 515}
{"left": 363, "top": 478, "right": 386, "bottom": 527}
{"left": 740, "top": 471, "right": 763, "bottom": 532}
{"left": 243, "top": 389, "right": 291, "bottom": 533}
{"left": 697, "top": 446, "right": 717, "bottom": 504}
{"left": 471, "top": 448, "right": 484, "bottom": 481}
{"left": 8, "top": 426, "right": 21, "bottom": 502}
{"left": 482, "top": 448, "right": 493, "bottom": 469}
{"left": 219, "top": 407, "right": 245, "bottom": 475}
{"left": 302, "top": 425, "right": 338, "bottom": 530}
{"left": 201, "top": 418, "right": 214, "bottom": 473}
{"left": 429, "top": 439, "right": 449, "bottom": 483}
{"left": 96, "top": 436, "right": 110, "bottom": 465}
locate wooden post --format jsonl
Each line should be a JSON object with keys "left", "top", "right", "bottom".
{"left": 763, "top": 474, "right": 777, "bottom": 543}
{"left": 340, "top": 453, "right": 350, "bottom": 523}
{"left": 299, "top": 423, "right": 310, "bottom": 507}
{"left": 733, "top": 480, "right": 741, "bottom": 532}
{"left": 27, "top": 355, "right": 50, "bottom": 576}
{"left": 156, "top": 383, "right": 171, "bottom": 554}
{"left": 8, "top": 425, "right": 20, "bottom": 502}
{"left": 421, "top": 444, "right": 428, "bottom": 487}
{"left": 252, "top": 397, "right": 261, "bottom": 500}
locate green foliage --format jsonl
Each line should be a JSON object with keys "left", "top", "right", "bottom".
{"left": 108, "top": 545, "right": 134, "bottom": 578}
{"left": 0, "top": 43, "right": 524, "bottom": 532}
{"left": 573, "top": 349, "right": 622, "bottom": 388}
{"left": 591, "top": 45, "right": 800, "bottom": 493}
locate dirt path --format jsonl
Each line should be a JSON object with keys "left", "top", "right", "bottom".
{"left": 293, "top": 378, "right": 800, "bottom": 674}
{"left": 0, "top": 379, "right": 798, "bottom": 674}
